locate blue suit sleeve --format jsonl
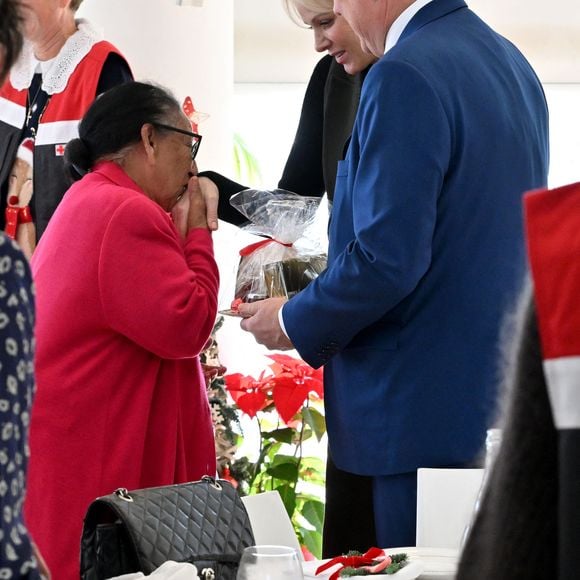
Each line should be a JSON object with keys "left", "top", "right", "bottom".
{"left": 283, "top": 60, "right": 451, "bottom": 368}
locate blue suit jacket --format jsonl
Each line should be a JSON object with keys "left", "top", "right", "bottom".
{"left": 283, "top": 0, "right": 549, "bottom": 476}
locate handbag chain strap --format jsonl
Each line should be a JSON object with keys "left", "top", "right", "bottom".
{"left": 113, "top": 477, "right": 221, "bottom": 504}
{"left": 114, "top": 488, "right": 134, "bottom": 502}
{"left": 201, "top": 475, "right": 222, "bottom": 490}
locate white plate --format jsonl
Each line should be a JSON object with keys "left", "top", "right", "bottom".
{"left": 302, "top": 559, "right": 424, "bottom": 579}
{"left": 303, "top": 547, "right": 457, "bottom": 580}
{"left": 387, "top": 547, "right": 458, "bottom": 576}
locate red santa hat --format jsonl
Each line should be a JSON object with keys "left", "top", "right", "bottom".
{"left": 16, "top": 137, "right": 34, "bottom": 167}
{"left": 525, "top": 182, "right": 580, "bottom": 429}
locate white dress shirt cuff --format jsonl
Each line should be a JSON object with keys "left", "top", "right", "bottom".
{"left": 278, "top": 304, "right": 290, "bottom": 339}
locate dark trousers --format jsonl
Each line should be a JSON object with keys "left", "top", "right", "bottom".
{"left": 322, "top": 458, "right": 416, "bottom": 557}
{"left": 322, "top": 451, "right": 377, "bottom": 558}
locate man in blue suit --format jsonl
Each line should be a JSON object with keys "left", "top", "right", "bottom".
{"left": 239, "top": 0, "right": 549, "bottom": 549}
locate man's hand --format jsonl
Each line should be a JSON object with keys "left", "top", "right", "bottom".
{"left": 239, "top": 297, "right": 294, "bottom": 350}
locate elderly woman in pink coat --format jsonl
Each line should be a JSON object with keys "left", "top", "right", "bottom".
{"left": 25, "top": 81, "right": 219, "bottom": 580}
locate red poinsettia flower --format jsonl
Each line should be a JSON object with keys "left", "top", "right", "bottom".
{"left": 267, "top": 355, "right": 324, "bottom": 424}
{"left": 224, "top": 356, "right": 323, "bottom": 424}
{"left": 220, "top": 466, "right": 239, "bottom": 489}
{"left": 224, "top": 372, "right": 271, "bottom": 418}
{"left": 270, "top": 376, "right": 312, "bottom": 425}
{"left": 267, "top": 354, "right": 324, "bottom": 398}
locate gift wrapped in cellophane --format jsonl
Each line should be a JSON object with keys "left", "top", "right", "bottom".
{"left": 227, "top": 189, "right": 327, "bottom": 311}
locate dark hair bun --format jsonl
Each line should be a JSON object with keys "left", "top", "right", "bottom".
{"left": 64, "top": 137, "right": 92, "bottom": 182}
{"left": 67, "top": 82, "right": 180, "bottom": 180}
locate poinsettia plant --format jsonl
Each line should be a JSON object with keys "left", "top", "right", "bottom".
{"left": 224, "top": 354, "right": 327, "bottom": 559}
{"left": 225, "top": 354, "right": 323, "bottom": 423}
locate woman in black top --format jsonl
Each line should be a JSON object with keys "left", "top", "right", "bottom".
{"left": 206, "top": 0, "right": 375, "bottom": 225}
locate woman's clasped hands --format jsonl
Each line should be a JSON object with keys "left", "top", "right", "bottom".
{"left": 171, "top": 175, "right": 220, "bottom": 239}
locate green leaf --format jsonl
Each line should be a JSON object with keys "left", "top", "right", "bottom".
{"left": 269, "top": 453, "right": 297, "bottom": 467}
{"left": 259, "top": 441, "right": 282, "bottom": 465}
{"left": 232, "top": 138, "right": 241, "bottom": 178}
{"left": 212, "top": 316, "right": 224, "bottom": 333}
{"left": 340, "top": 568, "right": 372, "bottom": 577}
{"left": 385, "top": 562, "right": 406, "bottom": 574}
{"left": 295, "top": 492, "right": 325, "bottom": 506}
{"left": 301, "top": 527, "right": 323, "bottom": 559}
{"left": 263, "top": 427, "right": 295, "bottom": 444}
{"left": 233, "top": 133, "right": 262, "bottom": 185}
{"left": 276, "top": 484, "right": 297, "bottom": 518}
{"left": 302, "top": 407, "right": 326, "bottom": 442}
{"left": 266, "top": 461, "right": 299, "bottom": 482}
{"left": 301, "top": 499, "right": 325, "bottom": 533}
{"left": 300, "top": 456, "right": 326, "bottom": 473}
{"left": 338, "top": 555, "right": 408, "bottom": 576}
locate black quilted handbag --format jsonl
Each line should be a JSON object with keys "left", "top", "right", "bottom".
{"left": 80, "top": 476, "right": 255, "bottom": 580}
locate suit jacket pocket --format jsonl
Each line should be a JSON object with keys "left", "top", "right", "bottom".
{"left": 336, "top": 159, "right": 349, "bottom": 178}
{"left": 346, "top": 320, "right": 401, "bottom": 351}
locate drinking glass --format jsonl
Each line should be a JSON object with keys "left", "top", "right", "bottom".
{"left": 236, "top": 545, "right": 304, "bottom": 580}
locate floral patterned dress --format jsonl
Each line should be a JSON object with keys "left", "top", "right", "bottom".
{"left": 0, "top": 234, "right": 39, "bottom": 579}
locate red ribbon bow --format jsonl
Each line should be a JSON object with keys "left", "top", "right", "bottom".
{"left": 5, "top": 206, "right": 33, "bottom": 239}
{"left": 239, "top": 237, "right": 292, "bottom": 257}
{"left": 315, "top": 547, "right": 385, "bottom": 580}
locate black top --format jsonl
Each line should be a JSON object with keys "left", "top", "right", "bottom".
{"left": 278, "top": 55, "right": 331, "bottom": 198}
{"left": 205, "top": 55, "right": 367, "bottom": 226}
{"left": 96, "top": 52, "right": 133, "bottom": 94}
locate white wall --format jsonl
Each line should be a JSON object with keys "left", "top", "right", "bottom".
{"left": 544, "top": 84, "right": 580, "bottom": 188}
{"left": 234, "top": 0, "right": 319, "bottom": 83}
{"left": 233, "top": 83, "right": 307, "bottom": 188}
{"left": 235, "top": 0, "right": 580, "bottom": 83}
{"left": 78, "top": 0, "right": 234, "bottom": 174}
{"left": 469, "top": 0, "right": 580, "bottom": 83}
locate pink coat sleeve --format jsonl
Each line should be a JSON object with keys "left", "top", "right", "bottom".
{"left": 98, "top": 196, "right": 219, "bottom": 359}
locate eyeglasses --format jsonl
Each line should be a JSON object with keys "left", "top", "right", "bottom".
{"left": 153, "top": 123, "right": 202, "bottom": 161}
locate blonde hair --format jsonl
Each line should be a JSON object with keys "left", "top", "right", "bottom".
{"left": 282, "top": 0, "right": 334, "bottom": 26}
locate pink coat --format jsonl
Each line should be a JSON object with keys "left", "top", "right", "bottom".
{"left": 25, "top": 162, "right": 219, "bottom": 579}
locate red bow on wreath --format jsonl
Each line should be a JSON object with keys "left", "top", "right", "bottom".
{"left": 316, "top": 547, "right": 392, "bottom": 579}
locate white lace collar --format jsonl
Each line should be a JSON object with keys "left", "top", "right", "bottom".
{"left": 10, "top": 19, "right": 103, "bottom": 95}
